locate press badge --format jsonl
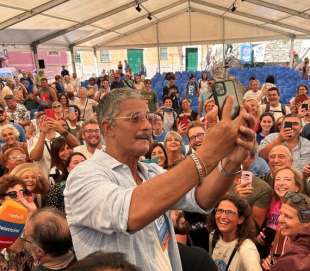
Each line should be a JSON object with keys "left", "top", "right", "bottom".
{"left": 154, "top": 214, "right": 171, "bottom": 251}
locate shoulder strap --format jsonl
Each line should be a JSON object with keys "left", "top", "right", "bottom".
{"left": 44, "top": 140, "right": 51, "bottom": 155}
{"left": 225, "top": 245, "right": 238, "bottom": 271}
{"left": 281, "top": 104, "right": 286, "bottom": 115}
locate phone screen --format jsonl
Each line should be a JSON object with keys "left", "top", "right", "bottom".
{"left": 284, "top": 121, "right": 293, "bottom": 129}
{"left": 240, "top": 170, "right": 253, "bottom": 185}
{"left": 44, "top": 109, "right": 55, "bottom": 119}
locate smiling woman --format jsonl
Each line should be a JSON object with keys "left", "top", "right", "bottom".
{"left": 0, "top": 124, "right": 27, "bottom": 154}
{"left": 207, "top": 194, "right": 261, "bottom": 271}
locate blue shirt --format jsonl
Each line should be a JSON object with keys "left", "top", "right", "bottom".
{"left": 64, "top": 150, "right": 207, "bottom": 271}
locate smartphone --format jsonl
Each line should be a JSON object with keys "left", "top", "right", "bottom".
{"left": 179, "top": 115, "right": 190, "bottom": 127}
{"left": 284, "top": 121, "right": 293, "bottom": 129}
{"left": 44, "top": 109, "right": 56, "bottom": 119}
{"left": 302, "top": 103, "right": 309, "bottom": 110}
{"left": 299, "top": 209, "right": 310, "bottom": 223}
{"left": 69, "top": 107, "right": 75, "bottom": 113}
{"left": 240, "top": 170, "right": 253, "bottom": 185}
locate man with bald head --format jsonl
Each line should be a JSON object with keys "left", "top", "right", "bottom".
{"left": 261, "top": 144, "right": 293, "bottom": 186}
{"left": 22, "top": 207, "right": 76, "bottom": 271}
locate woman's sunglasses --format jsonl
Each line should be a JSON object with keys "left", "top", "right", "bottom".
{"left": 4, "top": 189, "right": 32, "bottom": 199}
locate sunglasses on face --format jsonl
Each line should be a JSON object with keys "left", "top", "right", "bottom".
{"left": 114, "top": 112, "right": 153, "bottom": 123}
{"left": 4, "top": 189, "right": 32, "bottom": 199}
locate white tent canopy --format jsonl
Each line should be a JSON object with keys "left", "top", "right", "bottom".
{"left": 0, "top": 0, "right": 310, "bottom": 50}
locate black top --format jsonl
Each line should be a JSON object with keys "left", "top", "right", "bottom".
{"left": 177, "top": 243, "right": 218, "bottom": 271}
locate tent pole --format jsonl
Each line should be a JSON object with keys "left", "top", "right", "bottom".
{"left": 222, "top": 17, "right": 225, "bottom": 72}
{"left": 289, "top": 36, "right": 295, "bottom": 69}
{"left": 156, "top": 23, "right": 161, "bottom": 74}
{"left": 69, "top": 46, "right": 77, "bottom": 75}
{"left": 93, "top": 47, "right": 99, "bottom": 77}
{"left": 31, "top": 44, "right": 39, "bottom": 72}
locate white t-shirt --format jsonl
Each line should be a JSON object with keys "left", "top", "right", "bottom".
{"left": 243, "top": 89, "right": 262, "bottom": 101}
{"left": 260, "top": 103, "right": 290, "bottom": 121}
{"left": 28, "top": 133, "right": 60, "bottom": 178}
{"left": 73, "top": 144, "right": 104, "bottom": 160}
{"left": 212, "top": 237, "right": 262, "bottom": 271}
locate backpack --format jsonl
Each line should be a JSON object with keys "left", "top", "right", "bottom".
{"left": 264, "top": 103, "right": 287, "bottom": 116}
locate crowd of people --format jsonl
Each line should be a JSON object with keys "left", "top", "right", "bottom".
{"left": 0, "top": 64, "right": 309, "bottom": 271}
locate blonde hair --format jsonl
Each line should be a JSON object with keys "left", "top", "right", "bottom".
{"left": 10, "top": 163, "right": 50, "bottom": 194}
{"left": 0, "top": 124, "right": 20, "bottom": 140}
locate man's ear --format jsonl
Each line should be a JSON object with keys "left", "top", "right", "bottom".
{"left": 101, "top": 121, "right": 114, "bottom": 137}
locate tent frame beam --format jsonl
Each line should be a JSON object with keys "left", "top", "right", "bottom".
{"left": 0, "top": 0, "right": 70, "bottom": 30}
{"left": 70, "top": 0, "right": 187, "bottom": 47}
{"left": 243, "top": 0, "right": 310, "bottom": 20}
{"left": 192, "top": 8, "right": 292, "bottom": 37}
{"left": 95, "top": 8, "right": 188, "bottom": 49}
{"left": 32, "top": 0, "right": 149, "bottom": 46}
{"left": 191, "top": 0, "right": 310, "bottom": 35}
{"left": 96, "top": 6, "right": 291, "bottom": 49}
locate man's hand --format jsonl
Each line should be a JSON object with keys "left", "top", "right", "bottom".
{"left": 198, "top": 96, "right": 255, "bottom": 164}
{"left": 206, "top": 105, "right": 218, "bottom": 128}
{"left": 234, "top": 181, "right": 253, "bottom": 199}
{"left": 278, "top": 127, "right": 294, "bottom": 142}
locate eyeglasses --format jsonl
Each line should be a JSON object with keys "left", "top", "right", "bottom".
{"left": 4, "top": 189, "right": 32, "bottom": 199}
{"left": 84, "top": 129, "right": 100, "bottom": 134}
{"left": 53, "top": 105, "right": 62, "bottom": 109}
{"left": 284, "top": 192, "right": 307, "bottom": 204}
{"left": 189, "top": 132, "right": 205, "bottom": 142}
{"left": 114, "top": 112, "right": 153, "bottom": 123}
{"left": 215, "top": 208, "right": 238, "bottom": 217}
{"left": 8, "top": 154, "right": 27, "bottom": 161}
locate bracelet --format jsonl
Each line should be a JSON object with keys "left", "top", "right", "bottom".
{"left": 218, "top": 160, "right": 242, "bottom": 178}
{"left": 189, "top": 153, "right": 207, "bottom": 184}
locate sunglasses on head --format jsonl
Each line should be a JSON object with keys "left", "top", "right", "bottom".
{"left": 5, "top": 189, "right": 32, "bottom": 199}
{"left": 284, "top": 192, "right": 307, "bottom": 204}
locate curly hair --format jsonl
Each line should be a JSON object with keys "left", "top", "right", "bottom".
{"left": 207, "top": 194, "right": 256, "bottom": 250}
{"left": 0, "top": 175, "right": 27, "bottom": 200}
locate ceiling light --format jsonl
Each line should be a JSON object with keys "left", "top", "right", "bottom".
{"left": 230, "top": 4, "right": 237, "bottom": 12}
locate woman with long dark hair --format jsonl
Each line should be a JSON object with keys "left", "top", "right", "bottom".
{"left": 256, "top": 112, "right": 276, "bottom": 144}
{"left": 144, "top": 142, "right": 168, "bottom": 169}
{"left": 44, "top": 152, "right": 86, "bottom": 212}
{"left": 208, "top": 194, "right": 261, "bottom": 271}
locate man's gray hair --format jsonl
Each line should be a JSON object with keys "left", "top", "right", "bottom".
{"left": 97, "top": 88, "right": 143, "bottom": 125}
